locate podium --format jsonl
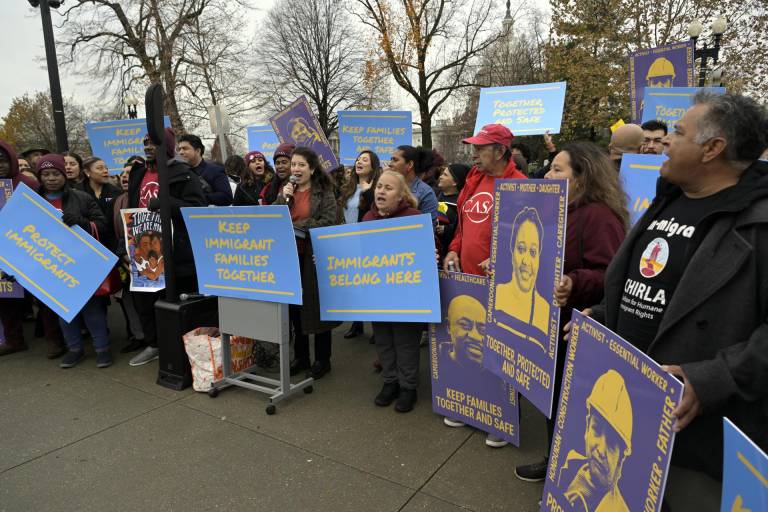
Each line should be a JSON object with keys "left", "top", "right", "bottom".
{"left": 207, "top": 296, "right": 313, "bottom": 414}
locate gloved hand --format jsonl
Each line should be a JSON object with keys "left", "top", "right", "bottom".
{"left": 62, "top": 212, "right": 84, "bottom": 227}
{"left": 147, "top": 198, "right": 161, "bottom": 212}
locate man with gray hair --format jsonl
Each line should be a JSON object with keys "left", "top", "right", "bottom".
{"left": 577, "top": 91, "right": 768, "bottom": 511}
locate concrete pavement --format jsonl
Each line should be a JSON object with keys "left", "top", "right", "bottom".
{"left": 0, "top": 312, "right": 546, "bottom": 511}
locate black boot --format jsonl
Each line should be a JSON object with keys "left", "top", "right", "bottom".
{"left": 374, "top": 382, "right": 400, "bottom": 406}
{"left": 395, "top": 388, "right": 417, "bottom": 412}
{"left": 310, "top": 360, "right": 332, "bottom": 379}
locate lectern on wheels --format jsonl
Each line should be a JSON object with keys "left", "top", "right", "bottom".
{"left": 207, "top": 296, "right": 314, "bottom": 414}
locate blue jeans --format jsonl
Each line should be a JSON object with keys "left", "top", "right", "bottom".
{"left": 59, "top": 296, "right": 110, "bottom": 352}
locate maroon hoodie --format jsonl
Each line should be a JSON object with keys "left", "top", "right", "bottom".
{"left": 0, "top": 140, "right": 39, "bottom": 192}
{"left": 362, "top": 198, "right": 421, "bottom": 221}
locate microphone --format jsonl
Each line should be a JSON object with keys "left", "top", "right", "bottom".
{"left": 180, "top": 293, "right": 206, "bottom": 301}
{"left": 287, "top": 175, "right": 298, "bottom": 203}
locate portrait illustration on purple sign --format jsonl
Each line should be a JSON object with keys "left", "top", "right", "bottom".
{"left": 288, "top": 116, "right": 323, "bottom": 148}
{"left": 430, "top": 272, "right": 519, "bottom": 445}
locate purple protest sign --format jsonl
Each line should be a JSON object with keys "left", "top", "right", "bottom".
{"left": 541, "top": 312, "right": 683, "bottom": 512}
{"left": 269, "top": 96, "right": 339, "bottom": 172}
{"left": 485, "top": 179, "right": 567, "bottom": 417}
{"left": 430, "top": 271, "right": 520, "bottom": 446}
{"left": 0, "top": 179, "right": 24, "bottom": 298}
{"left": 629, "top": 41, "right": 694, "bottom": 121}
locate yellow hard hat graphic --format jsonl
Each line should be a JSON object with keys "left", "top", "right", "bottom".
{"left": 586, "top": 369, "right": 633, "bottom": 453}
{"left": 646, "top": 57, "right": 676, "bottom": 80}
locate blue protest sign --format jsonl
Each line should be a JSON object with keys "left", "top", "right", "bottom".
{"left": 85, "top": 116, "right": 171, "bottom": 174}
{"left": 0, "top": 179, "right": 11, "bottom": 205}
{"left": 541, "top": 312, "right": 683, "bottom": 512}
{"left": 310, "top": 213, "right": 440, "bottom": 322}
{"left": 0, "top": 183, "right": 118, "bottom": 322}
{"left": 474, "top": 82, "right": 567, "bottom": 136}
{"left": 628, "top": 41, "right": 695, "bottom": 121}
{"left": 270, "top": 96, "right": 339, "bottom": 172}
{"left": 181, "top": 205, "right": 302, "bottom": 304}
{"left": 621, "top": 154, "right": 666, "bottom": 225}
{"left": 246, "top": 124, "right": 280, "bottom": 155}
{"left": 641, "top": 86, "right": 726, "bottom": 129}
{"left": 486, "top": 179, "right": 568, "bottom": 417}
{"left": 337, "top": 111, "right": 412, "bottom": 165}
{"left": 721, "top": 418, "right": 768, "bottom": 512}
{"left": 430, "top": 271, "right": 520, "bottom": 445}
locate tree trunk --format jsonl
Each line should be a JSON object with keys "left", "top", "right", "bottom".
{"left": 419, "top": 102, "right": 432, "bottom": 149}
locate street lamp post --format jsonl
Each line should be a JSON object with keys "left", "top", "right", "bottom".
{"left": 28, "top": 0, "right": 69, "bottom": 152}
{"left": 124, "top": 94, "right": 139, "bottom": 119}
{"left": 688, "top": 16, "right": 728, "bottom": 87}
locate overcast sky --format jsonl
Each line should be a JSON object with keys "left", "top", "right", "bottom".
{"left": 0, "top": 1, "right": 546, "bottom": 124}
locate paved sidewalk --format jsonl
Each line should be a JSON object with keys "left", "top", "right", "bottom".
{"left": 0, "top": 313, "right": 546, "bottom": 511}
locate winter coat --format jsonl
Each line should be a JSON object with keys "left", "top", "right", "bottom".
{"left": 275, "top": 185, "right": 341, "bottom": 334}
{"left": 123, "top": 158, "right": 207, "bottom": 277}
{"left": 591, "top": 160, "right": 768, "bottom": 479}
{"left": 79, "top": 180, "right": 122, "bottom": 253}
{"left": 42, "top": 185, "right": 108, "bottom": 239}
{"left": 233, "top": 179, "right": 266, "bottom": 206}
{"left": 191, "top": 159, "right": 233, "bottom": 206}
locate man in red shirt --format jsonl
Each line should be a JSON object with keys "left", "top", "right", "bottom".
{"left": 443, "top": 124, "right": 527, "bottom": 276}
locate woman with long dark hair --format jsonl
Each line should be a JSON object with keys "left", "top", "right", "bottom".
{"left": 388, "top": 145, "right": 438, "bottom": 221}
{"left": 514, "top": 141, "right": 628, "bottom": 482}
{"left": 81, "top": 156, "right": 122, "bottom": 252}
{"left": 275, "top": 147, "right": 340, "bottom": 378}
{"left": 234, "top": 151, "right": 274, "bottom": 205}
{"left": 338, "top": 150, "right": 382, "bottom": 339}
{"left": 63, "top": 151, "right": 86, "bottom": 188}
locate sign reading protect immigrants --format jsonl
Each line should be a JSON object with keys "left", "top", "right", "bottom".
{"left": 85, "top": 116, "right": 171, "bottom": 174}
{"left": 541, "top": 312, "right": 683, "bottom": 512}
{"left": 246, "top": 124, "right": 280, "bottom": 154}
{"left": 337, "top": 110, "right": 412, "bottom": 165}
{"left": 430, "top": 271, "right": 520, "bottom": 446}
{"left": 181, "top": 205, "right": 302, "bottom": 304}
{"left": 721, "top": 418, "right": 767, "bottom": 512}
{"left": 310, "top": 213, "right": 440, "bottom": 322}
{"left": 0, "top": 183, "right": 118, "bottom": 322}
{"left": 474, "top": 82, "right": 567, "bottom": 136}
{"left": 620, "top": 153, "right": 667, "bottom": 226}
{"left": 485, "top": 179, "right": 568, "bottom": 417}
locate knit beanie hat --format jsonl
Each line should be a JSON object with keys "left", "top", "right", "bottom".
{"left": 447, "top": 163, "right": 471, "bottom": 191}
{"left": 245, "top": 151, "right": 265, "bottom": 166}
{"left": 273, "top": 143, "right": 295, "bottom": 163}
{"left": 36, "top": 154, "right": 67, "bottom": 178}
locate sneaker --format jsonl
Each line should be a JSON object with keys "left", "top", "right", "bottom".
{"left": 374, "top": 382, "right": 400, "bottom": 406}
{"left": 443, "top": 417, "right": 467, "bottom": 428}
{"left": 485, "top": 434, "right": 509, "bottom": 448}
{"left": 95, "top": 350, "right": 113, "bottom": 369}
{"left": 129, "top": 346, "right": 159, "bottom": 366}
{"left": 395, "top": 388, "right": 417, "bottom": 413}
{"left": 514, "top": 458, "right": 548, "bottom": 482}
{"left": 60, "top": 349, "right": 85, "bottom": 368}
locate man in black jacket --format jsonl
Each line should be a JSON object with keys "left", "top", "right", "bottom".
{"left": 580, "top": 92, "right": 768, "bottom": 511}
{"left": 120, "top": 128, "right": 207, "bottom": 365}
{"left": 177, "top": 133, "right": 232, "bottom": 206}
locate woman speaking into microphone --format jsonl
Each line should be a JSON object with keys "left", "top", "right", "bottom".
{"left": 275, "top": 147, "right": 340, "bottom": 379}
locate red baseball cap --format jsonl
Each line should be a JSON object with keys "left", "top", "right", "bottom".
{"left": 462, "top": 124, "right": 514, "bottom": 147}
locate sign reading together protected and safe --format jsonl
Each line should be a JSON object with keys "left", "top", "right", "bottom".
{"left": 485, "top": 179, "right": 568, "bottom": 417}
{"left": 181, "top": 205, "right": 302, "bottom": 304}
{"left": 310, "top": 214, "right": 440, "bottom": 322}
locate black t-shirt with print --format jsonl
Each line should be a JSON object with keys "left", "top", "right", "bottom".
{"left": 616, "top": 188, "right": 732, "bottom": 352}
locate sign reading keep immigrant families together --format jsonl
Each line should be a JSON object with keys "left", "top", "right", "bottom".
{"left": 485, "top": 179, "right": 568, "bottom": 417}
{"left": 85, "top": 116, "right": 171, "bottom": 174}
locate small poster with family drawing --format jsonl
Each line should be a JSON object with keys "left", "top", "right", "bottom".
{"left": 120, "top": 208, "right": 165, "bottom": 292}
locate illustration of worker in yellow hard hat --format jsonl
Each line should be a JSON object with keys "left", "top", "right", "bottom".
{"left": 557, "top": 369, "right": 633, "bottom": 512}
{"left": 494, "top": 207, "right": 550, "bottom": 352}
{"left": 445, "top": 295, "right": 486, "bottom": 366}
{"left": 646, "top": 57, "right": 676, "bottom": 88}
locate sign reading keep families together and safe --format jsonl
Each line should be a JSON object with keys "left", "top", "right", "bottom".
{"left": 0, "top": 183, "right": 117, "bottom": 322}
{"left": 430, "top": 271, "right": 520, "bottom": 445}
{"left": 337, "top": 110, "right": 412, "bottom": 165}
{"left": 486, "top": 179, "right": 568, "bottom": 417}
{"left": 542, "top": 312, "right": 683, "bottom": 512}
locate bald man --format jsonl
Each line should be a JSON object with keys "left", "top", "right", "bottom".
{"left": 608, "top": 124, "right": 644, "bottom": 171}
{"left": 447, "top": 294, "right": 487, "bottom": 366}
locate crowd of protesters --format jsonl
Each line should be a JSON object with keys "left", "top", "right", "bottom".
{"left": 0, "top": 90, "right": 767, "bottom": 511}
